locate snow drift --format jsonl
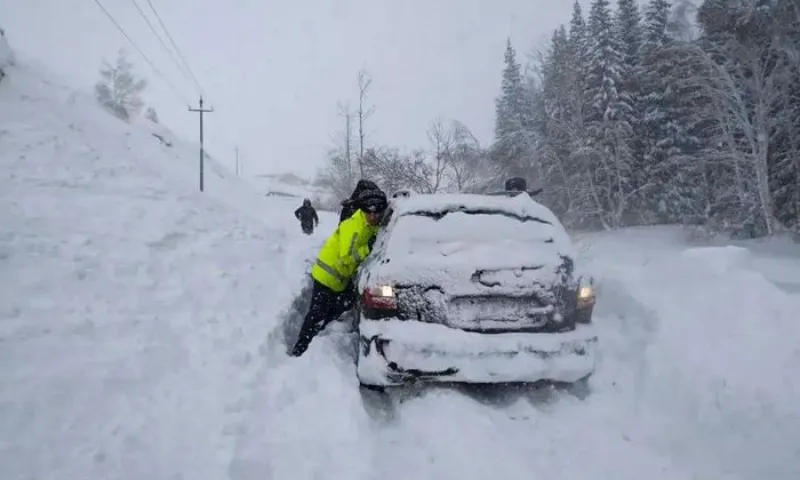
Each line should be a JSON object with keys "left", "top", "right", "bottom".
{"left": 0, "top": 57, "right": 303, "bottom": 480}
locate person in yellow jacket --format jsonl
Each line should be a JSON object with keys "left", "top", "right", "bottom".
{"left": 290, "top": 188, "right": 389, "bottom": 357}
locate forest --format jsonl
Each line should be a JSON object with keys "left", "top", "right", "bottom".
{"left": 318, "top": 0, "right": 800, "bottom": 238}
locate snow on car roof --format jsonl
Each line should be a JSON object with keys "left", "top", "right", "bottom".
{"left": 392, "top": 192, "right": 562, "bottom": 226}
{"left": 366, "top": 193, "right": 577, "bottom": 290}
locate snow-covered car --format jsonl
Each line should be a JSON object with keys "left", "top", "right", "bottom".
{"left": 354, "top": 191, "right": 597, "bottom": 388}
{"left": 391, "top": 189, "right": 412, "bottom": 199}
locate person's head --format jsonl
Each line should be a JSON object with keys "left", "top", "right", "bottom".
{"left": 303, "top": 198, "right": 311, "bottom": 206}
{"left": 357, "top": 189, "right": 388, "bottom": 225}
{"left": 355, "top": 179, "right": 378, "bottom": 192}
{"left": 352, "top": 179, "right": 379, "bottom": 199}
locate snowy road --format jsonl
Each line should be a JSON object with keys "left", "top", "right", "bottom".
{"left": 3, "top": 59, "right": 800, "bottom": 480}
{"left": 228, "top": 226, "right": 800, "bottom": 480}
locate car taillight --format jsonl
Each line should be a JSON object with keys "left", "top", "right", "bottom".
{"left": 577, "top": 285, "right": 595, "bottom": 309}
{"left": 363, "top": 285, "right": 397, "bottom": 310}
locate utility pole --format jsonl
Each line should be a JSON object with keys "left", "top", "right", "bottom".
{"left": 189, "top": 96, "right": 213, "bottom": 192}
{"left": 235, "top": 146, "right": 240, "bottom": 176}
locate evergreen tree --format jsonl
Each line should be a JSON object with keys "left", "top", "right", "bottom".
{"left": 614, "top": 0, "right": 646, "bottom": 219}
{"left": 585, "top": 0, "right": 633, "bottom": 227}
{"left": 95, "top": 49, "right": 147, "bottom": 121}
{"left": 567, "top": 1, "right": 591, "bottom": 132}
{"left": 492, "top": 39, "right": 533, "bottom": 178}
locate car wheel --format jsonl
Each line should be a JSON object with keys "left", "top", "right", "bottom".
{"left": 554, "top": 374, "right": 592, "bottom": 400}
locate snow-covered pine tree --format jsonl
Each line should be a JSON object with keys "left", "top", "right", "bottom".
{"left": 95, "top": 49, "right": 147, "bottom": 121}
{"left": 536, "top": 27, "right": 575, "bottom": 218}
{"left": 584, "top": 0, "right": 634, "bottom": 228}
{"left": 491, "top": 39, "right": 534, "bottom": 180}
{"left": 614, "top": 0, "right": 647, "bottom": 221}
{"left": 567, "top": 0, "right": 590, "bottom": 133}
{"left": 638, "top": 0, "right": 681, "bottom": 222}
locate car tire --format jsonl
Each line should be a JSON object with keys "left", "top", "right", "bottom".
{"left": 554, "top": 374, "right": 592, "bottom": 400}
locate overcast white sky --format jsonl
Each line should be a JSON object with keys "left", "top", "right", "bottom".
{"left": 2, "top": 0, "right": 576, "bottom": 178}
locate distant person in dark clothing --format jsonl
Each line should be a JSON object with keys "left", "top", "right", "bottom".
{"left": 295, "top": 198, "right": 319, "bottom": 235}
{"left": 339, "top": 179, "right": 379, "bottom": 223}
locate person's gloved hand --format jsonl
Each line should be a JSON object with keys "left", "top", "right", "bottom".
{"left": 367, "top": 235, "right": 376, "bottom": 249}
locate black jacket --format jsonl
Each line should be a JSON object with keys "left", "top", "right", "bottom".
{"left": 295, "top": 205, "right": 319, "bottom": 229}
{"left": 339, "top": 179, "right": 379, "bottom": 223}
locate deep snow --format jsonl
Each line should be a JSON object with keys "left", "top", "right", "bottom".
{"left": 2, "top": 57, "right": 800, "bottom": 480}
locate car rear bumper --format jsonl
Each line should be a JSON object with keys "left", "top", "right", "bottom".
{"left": 356, "top": 319, "right": 598, "bottom": 386}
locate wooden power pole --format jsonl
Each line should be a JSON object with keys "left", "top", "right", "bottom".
{"left": 235, "top": 146, "right": 240, "bottom": 176}
{"left": 189, "top": 96, "right": 213, "bottom": 192}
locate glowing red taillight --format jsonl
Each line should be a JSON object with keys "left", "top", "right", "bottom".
{"left": 363, "top": 285, "right": 397, "bottom": 310}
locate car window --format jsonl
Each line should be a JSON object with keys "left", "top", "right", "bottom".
{"left": 382, "top": 207, "right": 574, "bottom": 260}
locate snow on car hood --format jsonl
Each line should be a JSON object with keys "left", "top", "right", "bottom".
{"left": 364, "top": 194, "right": 576, "bottom": 294}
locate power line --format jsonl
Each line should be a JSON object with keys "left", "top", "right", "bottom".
{"left": 92, "top": 0, "right": 190, "bottom": 105}
{"left": 127, "top": 0, "right": 195, "bottom": 89}
{"left": 143, "top": 0, "right": 205, "bottom": 96}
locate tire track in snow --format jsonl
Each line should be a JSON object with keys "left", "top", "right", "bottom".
{"left": 359, "top": 279, "right": 701, "bottom": 480}
{"left": 227, "top": 225, "right": 380, "bottom": 480}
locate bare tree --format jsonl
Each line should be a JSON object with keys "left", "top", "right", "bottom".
{"left": 425, "top": 118, "right": 454, "bottom": 193}
{"left": 444, "top": 120, "right": 491, "bottom": 192}
{"left": 360, "top": 147, "right": 439, "bottom": 194}
{"left": 337, "top": 101, "right": 355, "bottom": 188}
{"left": 356, "top": 70, "right": 375, "bottom": 177}
{"left": 317, "top": 102, "right": 358, "bottom": 201}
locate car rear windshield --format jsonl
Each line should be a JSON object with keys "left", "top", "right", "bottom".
{"left": 388, "top": 208, "right": 563, "bottom": 247}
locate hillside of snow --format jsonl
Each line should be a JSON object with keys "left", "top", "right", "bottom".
{"left": 0, "top": 57, "right": 334, "bottom": 479}
{"left": 2, "top": 54, "right": 800, "bottom": 480}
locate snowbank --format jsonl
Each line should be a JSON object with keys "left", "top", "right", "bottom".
{"left": 581, "top": 227, "right": 800, "bottom": 478}
{"left": 0, "top": 55, "right": 316, "bottom": 479}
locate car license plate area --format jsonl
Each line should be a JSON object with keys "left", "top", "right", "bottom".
{"left": 443, "top": 295, "right": 554, "bottom": 331}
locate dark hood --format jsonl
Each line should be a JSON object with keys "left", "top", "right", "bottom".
{"left": 350, "top": 179, "right": 378, "bottom": 199}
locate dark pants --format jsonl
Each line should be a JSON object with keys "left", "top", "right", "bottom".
{"left": 301, "top": 222, "right": 314, "bottom": 235}
{"left": 290, "top": 279, "right": 355, "bottom": 357}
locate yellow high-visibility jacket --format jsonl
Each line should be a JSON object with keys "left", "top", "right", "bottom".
{"left": 311, "top": 209, "right": 378, "bottom": 292}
